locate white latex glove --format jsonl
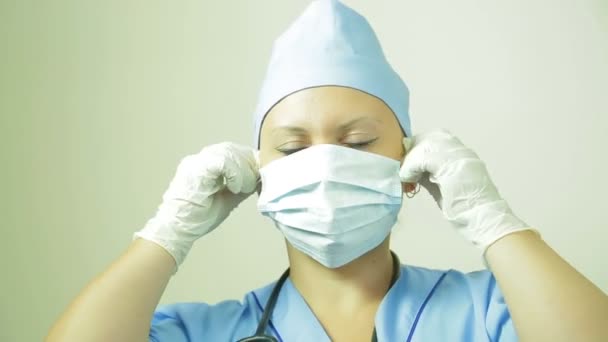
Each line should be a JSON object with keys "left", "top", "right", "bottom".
{"left": 399, "top": 129, "right": 537, "bottom": 253}
{"left": 134, "top": 142, "right": 259, "bottom": 269}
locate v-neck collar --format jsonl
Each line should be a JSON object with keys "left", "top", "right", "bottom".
{"left": 251, "top": 263, "right": 447, "bottom": 342}
{"left": 253, "top": 277, "right": 330, "bottom": 342}
{"left": 374, "top": 265, "right": 447, "bottom": 341}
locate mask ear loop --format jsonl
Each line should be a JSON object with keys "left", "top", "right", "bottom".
{"left": 406, "top": 183, "right": 421, "bottom": 198}
{"left": 402, "top": 137, "right": 419, "bottom": 199}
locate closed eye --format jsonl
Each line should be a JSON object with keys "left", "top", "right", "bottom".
{"left": 345, "top": 138, "right": 378, "bottom": 149}
{"left": 276, "top": 138, "right": 378, "bottom": 155}
{"left": 276, "top": 147, "right": 307, "bottom": 155}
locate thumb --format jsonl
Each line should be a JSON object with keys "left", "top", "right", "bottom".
{"left": 399, "top": 137, "right": 426, "bottom": 184}
{"left": 418, "top": 174, "right": 443, "bottom": 209}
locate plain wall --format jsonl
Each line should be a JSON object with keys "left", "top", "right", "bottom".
{"left": 2, "top": 1, "right": 607, "bottom": 340}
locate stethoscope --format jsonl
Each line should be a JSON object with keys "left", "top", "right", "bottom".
{"left": 238, "top": 252, "right": 400, "bottom": 342}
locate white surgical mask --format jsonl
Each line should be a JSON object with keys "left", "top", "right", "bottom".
{"left": 257, "top": 144, "right": 403, "bottom": 268}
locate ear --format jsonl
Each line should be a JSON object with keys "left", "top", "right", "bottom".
{"left": 399, "top": 136, "right": 412, "bottom": 166}
{"left": 255, "top": 179, "right": 262, "bottom": 196}
{"left": 402, "top": 137, "right": 413, "bottom": 155}
{"left": 252, "top": 149, "right": 262, "bottom": 196}
{"left": 402, "top": 182, "right": 416, "bottom": 193}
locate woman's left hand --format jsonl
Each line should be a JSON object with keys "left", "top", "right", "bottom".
{"left": 399, "top": 129, "right": 536, "bottom": 253}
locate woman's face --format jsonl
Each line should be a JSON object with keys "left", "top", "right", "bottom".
{"left": 259, "top": 86, "right": 407, "bottom": 168}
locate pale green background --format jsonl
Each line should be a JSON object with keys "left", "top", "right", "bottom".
{"left": 1, "top": 1, "right": 607, "bottom": 341}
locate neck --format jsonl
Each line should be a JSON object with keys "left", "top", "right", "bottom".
{"left": 287, "top": 237, "right": 394, "bottom": 311}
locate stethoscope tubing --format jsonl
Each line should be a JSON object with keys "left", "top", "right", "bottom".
{"left": 239, "top": 252, "right": 400, "bottom": 342}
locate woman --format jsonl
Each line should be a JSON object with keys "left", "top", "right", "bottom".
{"left": 47, "top": 1, "right": 608, "bottom": 341}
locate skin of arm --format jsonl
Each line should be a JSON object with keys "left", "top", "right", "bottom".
{"left": 485, "top": 230, "right": 608, "bottom": 342}
{"left": 45, "top": 239, "right": 175, "bottom": 342}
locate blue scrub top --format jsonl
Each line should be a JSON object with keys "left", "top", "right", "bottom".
{"left": 149, "top": 264, "right": 517, "bottom": 341}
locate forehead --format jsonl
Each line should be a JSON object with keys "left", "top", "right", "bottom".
{"left": 261, "top": 86, "right": 396, "bottom": 131}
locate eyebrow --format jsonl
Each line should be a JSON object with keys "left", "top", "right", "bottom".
{"left": 271, "top": 116, "right": 381, "bottom": 135}
{"left": 271, "top": 126, "right": 308, "bottom": 135}
{"left": 337, "top": 116, "right": 381, "bottom": 131}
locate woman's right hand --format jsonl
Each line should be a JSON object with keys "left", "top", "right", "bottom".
{"left": 45, "top": 143, "right": 258, "bottom": 341}
{"left": 134, "top": 142, "right": 260, "bottom": 268}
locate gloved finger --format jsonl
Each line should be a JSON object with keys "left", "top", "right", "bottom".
{"left": 195, "top": 142, "right": 249, "bottom": 195}
{"left": 226, "top": 145, "right": 259, "bottom": 194}
{"left": 196, "top": 149, "right": 232, "bottom": 195}
{"left": 164, "top": 153, "right": 221, "bottom": 203}
{"left": 399, "top": 135, "right": 429, "bottom": 183}
{"left": 418, "top": 173, "right": 443, "bottom": 209}
{"left": 220, "top": 187, "right": 253, "bottom": 211}
{"left": 253, "top": 150, "right": 261, "bottom": 170}
{"left": 222, "top": 156, "right": 244, "bottom": 194}
{"left": 400, "top": 129, "right": 470, "bottom": 182}
{"left": 238, "top": 166, "right": 259, "bottom": 194}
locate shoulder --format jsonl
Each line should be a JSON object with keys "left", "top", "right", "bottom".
{"left": 401, "top": 264, "right": 499, "bottom": 298}
{"left": 398, "top": 264, "right": 516, "bottom": 341}
{"left": 400, "top": 264, "right": 506, "bottom": 312}
{"left": 149, "top": 281, "right": 278, "bottom": 341}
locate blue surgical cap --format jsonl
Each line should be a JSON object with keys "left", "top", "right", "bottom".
{"left": 253, "top": 0, "right": 411, "bottom": 147}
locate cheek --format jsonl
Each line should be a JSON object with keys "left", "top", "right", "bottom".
{"left": 258, "top": 149, "right": 285, "bottom": 168}
{"left": 369, "top": 139, "right": 404, "bottom": 162}
{"left": 257, "top": 149, "right": 283, "bottom": 197}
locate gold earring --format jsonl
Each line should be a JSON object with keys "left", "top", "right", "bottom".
{"left": 406, "top": 183, "right": 421, "bottom": 198}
